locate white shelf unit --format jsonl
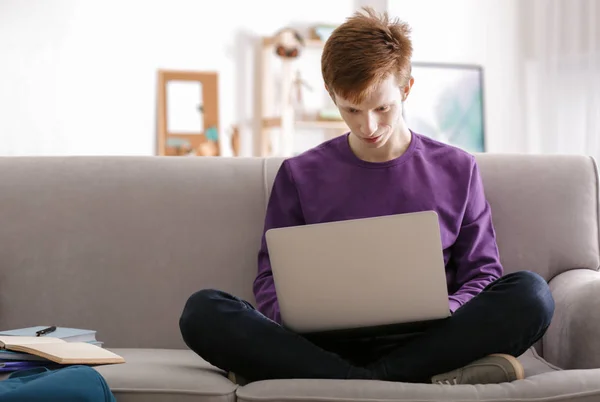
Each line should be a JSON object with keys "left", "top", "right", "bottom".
{"left": 255, "top": 36, "right": 348, "bottom": 157}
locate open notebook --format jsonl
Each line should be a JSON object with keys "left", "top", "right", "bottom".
{"left": 0, "top": 336, "right": 125, "bottom": 365}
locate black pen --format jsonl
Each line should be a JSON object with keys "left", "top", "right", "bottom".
{"left": 36, "top": 326, "right": 56, "bottom": 337}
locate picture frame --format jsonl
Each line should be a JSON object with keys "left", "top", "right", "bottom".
{"left": 403, "top": 62, "right": 486, "bottom": 153}
{"left": 156, "top": 70, "right": 220, "bottom": 156}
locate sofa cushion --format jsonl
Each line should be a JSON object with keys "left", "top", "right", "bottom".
{"left": 93, "top": 348, "right": 235, "bottom": 402}
{"left": 237, "top": 348, "right": 600, "bottom": 402}
{"left": 521, "top": 346, "right": 560, "bottom": 376}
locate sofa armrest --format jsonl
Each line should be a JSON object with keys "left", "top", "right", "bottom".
{"left": 544, "top": 268, "right": 600, "bottom": 369}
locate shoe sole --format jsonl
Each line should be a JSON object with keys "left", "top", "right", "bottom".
{"left": 490, "top": 353, "right": 525, "bottom": 380}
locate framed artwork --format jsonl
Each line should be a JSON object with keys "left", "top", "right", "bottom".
{"left": 403, "top": 62, "right": 486, "bottom": 153}
{"left": 156, "top": 70, "right": 220, "bottom": 156}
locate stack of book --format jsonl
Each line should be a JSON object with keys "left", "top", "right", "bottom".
{"left": 0, "top": 326, "right": 125, "bottom": 373}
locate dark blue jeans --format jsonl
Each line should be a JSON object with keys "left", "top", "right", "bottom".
{"left": 179, "top": 271, "right": 554, "bottom": 383}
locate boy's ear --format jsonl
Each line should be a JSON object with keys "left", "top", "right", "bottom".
{"left": 402, "top": 76, "right": 415, "bottom": 101}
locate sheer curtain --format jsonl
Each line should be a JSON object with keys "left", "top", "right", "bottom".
{"left": 522, "top": 0, "right": 600, "bottom": 158}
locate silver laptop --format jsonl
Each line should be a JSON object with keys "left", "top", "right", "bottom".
{"left": 265, "top": 211, "right": 450, "bottom": 334}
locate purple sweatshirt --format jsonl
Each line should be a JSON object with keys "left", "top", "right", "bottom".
{"left": 253, "top": 131, "right": 503, "bottom": 324}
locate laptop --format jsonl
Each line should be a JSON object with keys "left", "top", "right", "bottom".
{"left": 265, "top": 210, "right": 450, "bottom": 334}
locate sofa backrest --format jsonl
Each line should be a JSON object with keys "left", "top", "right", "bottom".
{"left": 469, "top": 154, "right": 599, "bottom": 279}
{"left": 0, "top": 154, "right": 597, "bottom": 349}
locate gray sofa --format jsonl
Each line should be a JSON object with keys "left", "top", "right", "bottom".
{"left": 1, "top": 154, "right": 600, "bottom": 401}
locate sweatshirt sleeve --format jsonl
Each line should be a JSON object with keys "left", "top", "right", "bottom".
{"left": 448, "top": 157, "right": 503, "bottom": 313}
{"left": 253, "top": 160, "right": 305, "bottom": 323}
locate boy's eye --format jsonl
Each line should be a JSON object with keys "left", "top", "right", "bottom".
{"left": 378, "top": 106, "right": 390, "bottom": 112}
{"left": 348, "top": 108, "right": 359, "bottom": 113}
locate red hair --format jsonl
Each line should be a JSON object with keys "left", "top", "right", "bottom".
{"left": 321, "top": 7, "right": 413, "bottom": 104}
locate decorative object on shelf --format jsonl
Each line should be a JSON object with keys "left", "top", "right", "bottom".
{"left": 230, "top": 125, "right": 240, "bottom": 156}
{"left": 403, "top": 62, "right": 486, "bottom": 153}
{"left": 197, "top": 140, "right": 219, "bottom": 156}
{"left": 273, "top": 28, "right": 305, "bottom": 59}
{"left": 290, "top": 70, "right": 313, "bottom": 115}
{"left": 165, "top": 138, "right": 194, "bottom": 156}
{"left": 156, "top": 69, "right": 221, "bottom": 156}
{"left": 205, "top": 126, "right": 219, "bottom": 142}
{"left": 196, "top": 126, "right": 219, "bottom": 156}
{"left": 310, "top": 24, "right": 337, "bottom": 42}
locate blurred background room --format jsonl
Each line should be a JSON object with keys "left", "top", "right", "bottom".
{"left": 0, "top": 0, "right": 598, "bottom": 159}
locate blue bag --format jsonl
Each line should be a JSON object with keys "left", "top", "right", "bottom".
{"left": 0, "top": 365, "right": 116, "bottom": 401}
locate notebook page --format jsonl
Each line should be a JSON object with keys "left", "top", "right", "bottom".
{"left": 14, "top": 342, "right": 124, "bottom": 364}
{"left": 0, "top": 336, "right": 66, "bottom": 347}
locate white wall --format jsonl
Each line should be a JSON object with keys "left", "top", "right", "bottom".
{"left": 0, "top": 0, "right": 356, "bottom": 156}
{"left": 387, "top": 0, "right": 524, "bottom": 153}
{"left": 0, "top": 0, "right": 522, "bottom": 156}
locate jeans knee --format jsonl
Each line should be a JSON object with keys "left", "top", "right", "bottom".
{"left": 510, "top": 271, "right": 555, "bottom": 326}
{"left": 179, "top": 289, "right": 226, "bottom": 334}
